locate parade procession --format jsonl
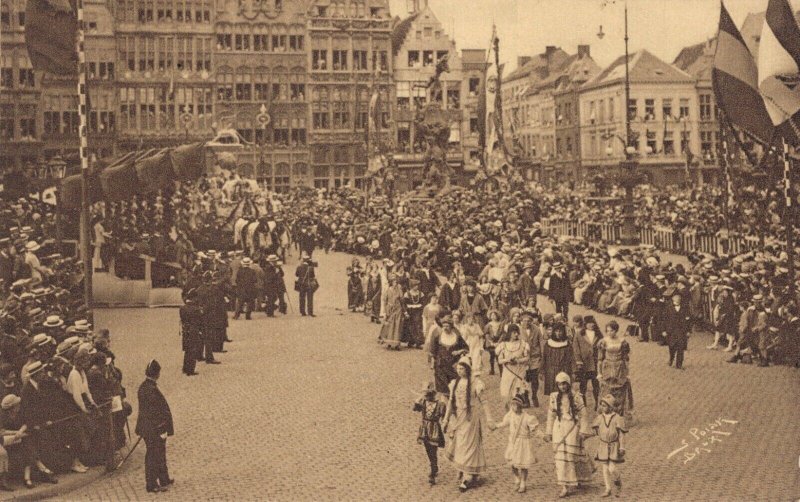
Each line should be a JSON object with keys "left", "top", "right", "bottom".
{"left": 0, "top": 0, "right": 798, "bottom": 499}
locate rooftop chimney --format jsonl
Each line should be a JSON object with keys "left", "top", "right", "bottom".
{"left": 545, "top": 45, "right": 557, "bottom": 65}
{"left": 577, "top": 45, "right": 591, "bottom": 58}
{"left": 518, "top": 56, "right": 532, "bottom": 68}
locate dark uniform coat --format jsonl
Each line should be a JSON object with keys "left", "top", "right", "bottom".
{"left": 135, "top": 379, "right": 174, "bottom": 439}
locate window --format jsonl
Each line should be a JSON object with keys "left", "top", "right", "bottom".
{"left": 254, "top": 33, "right": 268, "bottom": 51}
{"left": 274, "top": 163, "right": 290, "bottom": 193}
{"left": 312, "top": 50, "right": 327, "bottom": 70}
{"left": 290, "top": 83, "right": 304, "bottom": 101}
{"left": 0, "top": 105, "right": 13, "bottom": 140}
{"left": 271, "top": 34, "right": 286, "bottom": 51}
{"left": 317, "top": 5, "right": 327, "bottom": 16}
{"left": 662, "top": 98, "right": 672, "bottom": 120}
{"left": 314, "top": 165, "right": 329, "bottom": 189}
{"left": 216, "top": 34, "right": 232, "bottom": 51}
{"left": 312, "top": 109, "right": 329, "bottom": 128}
{"left": 333, "top": 50, "right": 347, "bottom": 70}
{"left": 415, "top": 30, "right": 421, "bottom": 39}
{"left": 235, "top": 34, "right": 250, "bottom": 51}
{"left": 446, "top": 88, "right": 460, "bottom": 109}
{"left": 18, "top": 68, "right": 34, "bottom": 88}
{"left": 644, "top": 98, "right": 655, "bottom": 120}
{"left": 470, "top": 117, "right": 478, "bottom": 134}
{"left": 332, "top": 103, "right": 350, "bottom": 129}
{"left": 377, "top": 50, "right": 388, "bottom": 71}
{"left": 701, "top": 131, "right": 713, "bottom": 157}
{"left": 355, "top": 110, "right": 368, "bottom": 130}
{"left": 1, "top": 4, "right": 9, "bottom": 28}
{"left": 235, "top": 72, "right": 251, "bottom": 101}
{"left": 699, "top": 94, "right": 712, "bottom": 120}
{"left": 289, "top": 35, "right": 303, "bottom": 51}
{"left": 646, "top": 129, "right": 656, "bottom": 153}
{"left": 291, "top": 127, "right": 306, "bottom": 146}
{"left": 608, "top": 97, "right": 614, "bottom": 121}
{"left": 197, "top": 37, "right": 212, "bottom": 72}
{"left": 627, "top": 99, "right": 637, "bottom": 120}
{"left": 469, "top": 77, "right": 480, "bottom": 95}
{"left": 679, "top": 98, "right": 690, "bottom": 118}
{"left": 424, "top": 27, "right": 433, "bottom": 38}
{"left": 436, "top": 50, "right": 448, "bottom": 62}
{"left": 408, "top": 50, "right": 419, "bottom": 67}
{"left": 681, "top": 130, "right": 689, "bottom": 153}
{"left": 423, "top": 51, "right": 434, "bottom": 67}
{"left": 664, "top": 130, "right": 674, "bottom": 155}
{"left": 19, "top": 104, "right": 37, "bottom": 139}
{"left": 0, "top": 67, "right": 11, "bottom": 89}
{"left": 353, "top": 50, "right": 367, "bottom": 70}
{"left": 217, "top": 70, "right": 233, "bottom": 101}
{"left": 17, "top": 11, "right": 24, "bottom": 26}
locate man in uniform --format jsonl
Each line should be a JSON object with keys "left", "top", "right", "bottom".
{"left": 233, "top": 257, "right": 258, "bottom": 320}
{"left": 295, "top": 252, "right": 317, "bottom": 317}
{"left": 196, "top": 272, "right": 222, "bottom": 364}
{"left": 263, "top": 255, "right": 287, "bottom": 317}
{"left": 136, "top": 360, "right": 174, "bottom": 493}
{"left": 179, "top": 289, "right": 204, "bottom": 376}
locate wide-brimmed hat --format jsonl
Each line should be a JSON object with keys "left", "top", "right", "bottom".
{"left": 301, "top": 251, "right": 310, "bottom": 260}
{"left": 1, "top": 394, "right": 20, "bottom": 410}
{"left": 43, "top": 315, "right": 64, "bottom": 328}
{"left": 25, "top": 241, "right": 40, "bottom": 252}
{"left": 600, "top": 394, "right": 616, "bottom": 409}
{"left": 27, "top": 361, "right": 46, "bottom": 376}
{"left": 241, "top": 257, "right": 253, "bottom": 267}
{"left": 267, "top": 254, "right": 279, "bottom": 263}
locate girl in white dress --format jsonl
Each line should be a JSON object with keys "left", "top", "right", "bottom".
{"left": 490, "top": 395, "right": 540, "bottom": 493}
{"left": 460, "top": 312, "right": 484, "bottom": 373}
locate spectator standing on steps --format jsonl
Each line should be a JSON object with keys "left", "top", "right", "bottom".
{"left": 295, "top": 252, "right": 318, "bottom": 317}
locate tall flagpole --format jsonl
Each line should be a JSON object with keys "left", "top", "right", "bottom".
{"left": 782, "top": 136, "right": 795, "bottom": 303}
{"left": 76, "top": 0, "right": 93, "bottom": 314}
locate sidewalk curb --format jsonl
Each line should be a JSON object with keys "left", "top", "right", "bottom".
{"left": 0, "top": 467, "right": 106, "bottom": 502}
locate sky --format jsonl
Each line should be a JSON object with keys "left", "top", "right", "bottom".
{"left": 387, "top": 0, "right": 800, "bottom": 71}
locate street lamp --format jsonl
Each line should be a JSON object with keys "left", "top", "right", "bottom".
{"left": 256, "top": 104, "right": 271, "bottom": 182}
{"left": 598, "top": 0, "right": 639, "bottom": 245}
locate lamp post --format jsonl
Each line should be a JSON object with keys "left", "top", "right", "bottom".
{"left": 256, "top": 104, "right": 271, "bottom": 181}
{"left": 599, "top": 0, "right": 639, "bottom": 245}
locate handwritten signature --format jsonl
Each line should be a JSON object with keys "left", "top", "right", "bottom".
{"left": 667, "top": 418, "right": 739, "bottom": 464}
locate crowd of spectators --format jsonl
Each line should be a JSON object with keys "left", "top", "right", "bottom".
{"left": 0, "top": 196, "right": 130, "bottom": 490}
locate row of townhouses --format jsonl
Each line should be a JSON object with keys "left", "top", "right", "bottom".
{"left": 0, "top": 0, "right": 769, "bottom": 189}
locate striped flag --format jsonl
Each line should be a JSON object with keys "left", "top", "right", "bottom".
{"left": 758, "top": 0, "right": 800, "bottom": 145}
{"left": 25, "top": 0, "right": 78, "bottom": 75}
{"left": 712, "top": 2, "right": 775, "bottom": 145}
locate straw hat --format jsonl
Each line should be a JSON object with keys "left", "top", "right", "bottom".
{"left": 43, "top": 315, "right": 64, "bottom": 328}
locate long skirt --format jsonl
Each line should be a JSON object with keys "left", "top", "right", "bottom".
{"left": 445, "top": 409, "right": 487, "bottom": 475}
{"left": 379, "top": 309, "right": 403, "bottom": 348}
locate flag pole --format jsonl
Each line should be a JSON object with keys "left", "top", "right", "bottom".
{"left": 782, "top": 135, "right": 796, "bottom": 304}
{"left": 76, "top": 0, "right": 93, "bottom": 316}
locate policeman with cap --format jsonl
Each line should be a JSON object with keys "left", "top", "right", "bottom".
{"left": 136, "top": 360, "right": 174, "bottom": 493}
{"left": 179, "top": 289, "right": 204, "bottom": 376}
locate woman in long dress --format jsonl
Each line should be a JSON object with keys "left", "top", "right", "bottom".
{"left": 459, "top": 312, "right": 485, "bottom": 374}
{"left": 379, "top": 275, "right": 404, "bottom": 350}
{"left": 496, "top": 324, "right": 530, "bottom": 408}
{"left": 365, "top": 265, "right": 382, "bottom": 323}
{"left": 544, "top": 372, "right": 593, "bottom": 498}
{"left": 597, "top": 320, "right": 631, "bottom": 416}
{"left": 443, "top": 357, "right": 494, "bottom": 492}
{"left": 428, "top": 315, "right": 468, "bottom": 395}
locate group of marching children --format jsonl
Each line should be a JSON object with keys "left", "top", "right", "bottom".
{"left": 413, "top": 372, "right": 626, "bottom": 498}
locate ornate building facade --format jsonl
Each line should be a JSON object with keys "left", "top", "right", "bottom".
{"left": 214, "top": 0, "right": 308, "bottom": 192}
{"left": 306, "top": 0, "right": 393, "bottom": 190}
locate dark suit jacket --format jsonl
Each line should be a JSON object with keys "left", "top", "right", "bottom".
{"left": 295, "top": 262, "right": 316, "bottom": 292}
{"left": 135, "top": 378, "right": 174, "bottom": 439}
{"left": 663, "top": 305, "right": 691, "bottom": 350}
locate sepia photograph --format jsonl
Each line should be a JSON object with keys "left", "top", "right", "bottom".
{"left": 0, "top": 0, "right": 799, "bottom": 499}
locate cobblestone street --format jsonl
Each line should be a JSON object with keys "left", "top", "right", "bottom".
{"left": 60, "top": 251, "right": 799, "bottom": 501}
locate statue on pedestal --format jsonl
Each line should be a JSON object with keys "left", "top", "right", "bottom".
{"left": 415, "top": 56, "right": 452, "bottom": 192}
